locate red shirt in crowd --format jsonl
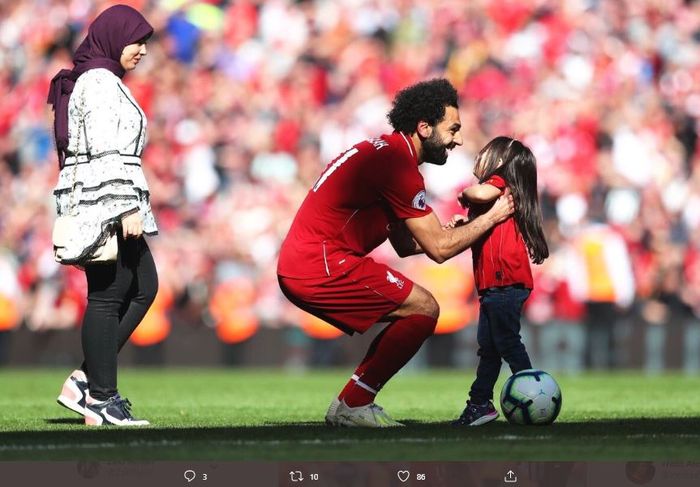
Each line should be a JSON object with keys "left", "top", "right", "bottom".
{"left": 277, "top": 132, "right": 432, "bottom": 279}
{"left": 469, "top": 174, "right": 533, "bottom": 292}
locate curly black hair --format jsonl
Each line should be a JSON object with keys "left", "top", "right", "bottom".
{"left": 387, "top": 78, "right": 459, "bottom": 134}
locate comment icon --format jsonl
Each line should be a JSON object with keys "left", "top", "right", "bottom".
{"left": 184, "top": 470, "right": 196, "bottom": 483}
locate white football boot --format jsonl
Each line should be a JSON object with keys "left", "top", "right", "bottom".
{"left": 326, "top": 398, "right": 404, "bottom": 427}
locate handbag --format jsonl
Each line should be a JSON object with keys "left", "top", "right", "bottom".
{"left": 52, "top": 215, "right": 118, "bottom": 264}
{"left": 52, "top": 90, "right": 118, "bottom": 265}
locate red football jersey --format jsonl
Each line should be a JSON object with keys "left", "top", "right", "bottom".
{"left": 278, "top": 132, "right": 433, "bottom": 278}
{"left": 470, "top": 174, "right": 533, "bottom": 291}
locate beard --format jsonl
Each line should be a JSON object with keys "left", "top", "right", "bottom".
{"left": 421, "top": 130, "right": 449, "bottom": 165}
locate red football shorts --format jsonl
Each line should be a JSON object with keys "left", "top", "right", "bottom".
{"left": 278, "top": 256, "right": 414, "bottom": 335}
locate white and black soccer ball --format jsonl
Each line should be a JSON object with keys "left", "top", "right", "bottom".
{"left": 499, "top": 369, "right": 562, "bottom": 425}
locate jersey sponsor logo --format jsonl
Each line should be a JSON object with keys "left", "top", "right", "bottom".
{"left": 386, "top": 270, "right": 405, "bottom": 289}
{"left": 412, "top": 190, "right": 427, "bottom": 211}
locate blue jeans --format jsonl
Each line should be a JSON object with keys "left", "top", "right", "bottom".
{"left": 469, "top": 285, "right": 532, "bottom": 403}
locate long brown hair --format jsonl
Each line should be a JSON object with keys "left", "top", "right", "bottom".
{"left": 475, "top": 136, "right": 549, "bottom": 264}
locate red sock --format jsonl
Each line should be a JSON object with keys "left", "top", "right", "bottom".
{"left": 337, "top": 326, "right": 390, "bottom": 402}
{"left": 341, "top": 314, "right": 436, "bottom": 407}
{"left": 341, "top": 381, "right": 377, "bottom": 407}
{"left": 338, "top": 377, "right": 362, "bottom": 403}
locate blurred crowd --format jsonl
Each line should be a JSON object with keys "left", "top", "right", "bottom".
{"left": 1, "top": 0, "right": 700, "bottom": 370}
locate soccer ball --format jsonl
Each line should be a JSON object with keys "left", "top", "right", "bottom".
{"left": 499, "top": 369, "right": 562, "bottom": 425}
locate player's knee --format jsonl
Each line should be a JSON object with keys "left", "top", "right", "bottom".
{"left": 395, "top": 285, "right": 440, "bottom": 320}
{"left": 422, "top": 294, "right": 440, "bottom": 320}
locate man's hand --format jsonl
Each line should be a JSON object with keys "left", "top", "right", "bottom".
{"left": 405, "top": 188, "right": 514, "bottom": 264}
{"left": 486, "top": 188, "right": 514, "bottom": 224}
{"left": 121, "top": 212, "right": 143, "bottom": 239}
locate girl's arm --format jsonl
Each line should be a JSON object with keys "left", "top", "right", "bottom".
{"left": 458, "top": 183, "right": 502, "bottom": 207}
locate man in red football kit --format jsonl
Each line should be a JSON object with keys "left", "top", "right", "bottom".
{"left": 277, "top": 79, "right": 514, "bottom": 427}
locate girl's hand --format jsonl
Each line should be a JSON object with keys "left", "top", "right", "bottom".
{"left": 121, "top": 212, "right": 143, "bottom": 239}
{"left": 444, "top": 214, "right": 468, "bottom": 229}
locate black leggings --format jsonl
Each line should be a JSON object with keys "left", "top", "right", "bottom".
{"left": 81, "top": 235, "right": 158, "bottom": 400}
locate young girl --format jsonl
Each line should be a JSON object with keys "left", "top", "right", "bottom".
{"left": 449, "top": 136, "right": 549, "bottom": 426}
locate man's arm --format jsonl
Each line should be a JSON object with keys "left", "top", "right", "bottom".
{"left": 405, "top": 193, "right": 513, "bottom": 264}
{"left": 387, "top": 220, "right": 423, "bottom": 257}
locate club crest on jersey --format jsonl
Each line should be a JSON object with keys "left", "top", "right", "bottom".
{"left": 412, "top": 190, "right": 427, "bottom": 210}
{"left": 386, "top": 270, "right": 405, "bottom": 289}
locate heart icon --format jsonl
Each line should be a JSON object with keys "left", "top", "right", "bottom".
{"left": 397, "top": 470, "right": 410, "bottom": 483}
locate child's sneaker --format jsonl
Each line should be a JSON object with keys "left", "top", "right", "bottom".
{"left": 57, "top": 369, "right": 89, "bottom": 416}
{"left": 452, "top": 400, "right": 499, "bottom": 426}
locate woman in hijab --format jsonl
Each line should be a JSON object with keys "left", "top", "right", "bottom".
{"left": 48, "top": 4, "right": 158, "bottom": 426}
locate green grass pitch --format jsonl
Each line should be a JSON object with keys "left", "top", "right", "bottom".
{"left": 1, "top": 368, "right": 699, "bottom": 461}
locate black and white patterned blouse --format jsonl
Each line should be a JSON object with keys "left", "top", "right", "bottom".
{"left": 53, "top": 68, "right": 157, "bottom": 261}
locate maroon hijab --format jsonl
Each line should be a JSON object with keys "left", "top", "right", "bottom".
{"left": 47, "top": 5, "right": 153, "bottom": 167}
